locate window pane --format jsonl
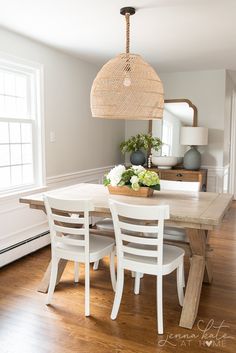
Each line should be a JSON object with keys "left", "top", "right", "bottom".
{"left": 22, "top": 164, "right": 33, "bottom": 184}
{"left": 11, "top": 165, "right": 22, "bottom": 185}
{"left": 0, "top": 166, "right": 11, "bottom": 188}
{"left": 0, "top": 95, "right": 4, "bottom": 116}
{"left": 4, "top": 72, "right": 15, "bottom": 96}
{"left": 0, "top": 62, "right": 40, "bottom": 192}
{"left": 0, "top": 122, "right": 9, "bottom": 143}
{"left": 22, "top": 144, "right": 32, "bottom": 164}
{"left": 0, "top": 71, "right": 4, "bottom": 94}
{"left": 15, "top": 75, "right": 27, "bottom": 97}
{"left": 10, "top": 144, "right": 21, "bottom": 164}
{"left": 9, "top": 123, "right": 21, "bottom": 143}
{"left": 0, "top": 145, "right": 10, "bottom": 166}
{"left": 16, "top": 97, "right": 27, "bottom": 116}
{"left": 5, "top": 96, "right": 17, "bottom": 117}
{"left": 21, "top": 123, "right": 32, "bottom": 143}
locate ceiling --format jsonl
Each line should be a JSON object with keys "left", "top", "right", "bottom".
{"left": 0, "top": 0, "right": 236, "bottom": 72}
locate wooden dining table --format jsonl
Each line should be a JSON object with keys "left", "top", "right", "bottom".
{"left": 20, "top": 183, "right": 233, "bottom": 330}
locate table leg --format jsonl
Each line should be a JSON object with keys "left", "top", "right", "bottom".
{"left": 204, "top": 257, "right": 213, "bottom": 283}
{"left": 37, "top": 259, "right": 68, "bottom": 293}
{"left": 179, "top": 228, "right": 209, "bottom": 329}
{"left": 203, "top": 230, "right": 213, "bottom": 283}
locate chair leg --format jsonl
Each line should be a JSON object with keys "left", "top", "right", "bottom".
{"left": 177, "top": 262, "right": 184, "bottom": 307}
{"left": 93, "top": 261, "right": 99, "bottom": 271}
{"left": 134, "top": 272, "right": 141, "bottom": 295}
{"left": 182, "top": 263, "right": 185, "bottom": 288}
{"left": 111, "top": 267, "right": 124, "bottom": 320}
{"left": 85, "top": 261, "right": 90, "bottom": 316}
{"left": 109, "top": 251, "right": 116, "bottom": 292}
{"left": 74, "top": 262, "right": 80, "bottom": 283}
{"left": 157, "top": 275, "right": 163, "bottom": 334}
{"left": 46, "top": 256, "right": 60, "bottom": 305}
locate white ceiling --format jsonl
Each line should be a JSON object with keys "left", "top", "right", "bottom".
{"left": 0, "top": 0, "right": 236, "bottom": 72}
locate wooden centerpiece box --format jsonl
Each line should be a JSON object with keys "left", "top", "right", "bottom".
{"left": 108, "top": 185, "right": 154, "bottom": 197}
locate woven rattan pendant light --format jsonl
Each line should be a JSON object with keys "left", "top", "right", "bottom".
{"left": 90, "top": 7, "right": 164, "bottom": 120}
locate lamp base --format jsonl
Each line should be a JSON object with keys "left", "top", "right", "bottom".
{"left": 183, "top": 146, "right": 201, "bottom": 170}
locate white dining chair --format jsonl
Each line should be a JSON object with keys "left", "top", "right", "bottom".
{"left": 93, "top": 180, "right": 200, "bottom": 270}
{"left": 109, "top": 199, "right": 185, "bottom": 334}
{"left": 43, "top": 195, "right": 116, "bottom": 316}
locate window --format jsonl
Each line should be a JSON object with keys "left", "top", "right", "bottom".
{"left": 161, "top": 119, "right": 173, "bottom": 156}
{"left": 0, "top": 55, "right": 44, "bottom": 194}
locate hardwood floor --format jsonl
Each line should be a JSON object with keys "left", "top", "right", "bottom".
{"left": 0, "top": 203, "right": 236, "bottom": 353}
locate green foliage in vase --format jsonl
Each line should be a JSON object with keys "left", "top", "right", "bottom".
{"left": 120, "top": 133, "right": 162, "bottom": 154}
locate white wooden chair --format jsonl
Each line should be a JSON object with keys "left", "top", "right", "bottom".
{"left": 94, "top": 180, "right": 200, "bottom": 270}
{"left": 109, "top": 199, "right": 185, "bottom": 334}
{"left": 43, "top": 195, "right": 116, "bottom": 316}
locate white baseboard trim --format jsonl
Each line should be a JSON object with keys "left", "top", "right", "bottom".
{"left": 0, "top": 221, "right": 49, "bottom": 250}
{"left": 0, "top": 233, "right": 50, "bottom": 267}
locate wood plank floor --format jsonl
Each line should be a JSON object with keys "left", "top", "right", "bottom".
{"left": 0, "top": 203, "right": 236, "bottom": 353}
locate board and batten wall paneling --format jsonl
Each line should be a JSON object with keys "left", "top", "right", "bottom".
{"left": 0, "top": 166, "right": 113, "bottom": 267}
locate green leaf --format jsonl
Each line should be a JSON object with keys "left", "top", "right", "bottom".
{"left": 150, "top": 184, "right": 161, "bottom": 191}
{"left": 120, "top": 133, "right": 163, "bottom": 153}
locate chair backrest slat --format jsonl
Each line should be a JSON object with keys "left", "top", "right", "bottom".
{"left": 119, "top": 221, "right": 159, "bottom": 234}
{"left": 109, "top": 199, "right": 169, "bottom": 267}
{"left": 121, "top": 233, "right": 160, "bottom": 245}
{"left": 52, "top": 213, "right": 85, "bottom": 225}
{"left": 54, "top": 225, "right": 86, "bottom": 236}
{"left": 54, "top": 235, "right": 85, "bottom": 247}
{"left": 44, "top": 194, "right": 94, "bottom": 249}
{"left": 122, "top": 245, "right": 158, "bottom": 258}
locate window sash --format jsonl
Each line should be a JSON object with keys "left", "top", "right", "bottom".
{"left": 0, "top": 55, "right": 44, "bottom": 195}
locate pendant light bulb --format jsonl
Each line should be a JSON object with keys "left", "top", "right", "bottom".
{"left": 123, "top": 76, "right": 131, "bottom": 87}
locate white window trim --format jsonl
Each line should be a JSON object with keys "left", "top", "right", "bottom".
{"left": 0, "top": 52, "right": 46, "bottom": 195}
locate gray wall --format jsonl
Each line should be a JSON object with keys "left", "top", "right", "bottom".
{"left": 0, "top": 27, "right": 125, "bottom": 178}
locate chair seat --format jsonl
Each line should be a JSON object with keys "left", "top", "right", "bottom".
{"left": 56, "top": 234, "right": 115, "bottom": 262}
{"left": 124, "top": 243, "right": 185, "bottom": 275}
{"left": 96, "top": 218, "right": 114, "bottom": 231}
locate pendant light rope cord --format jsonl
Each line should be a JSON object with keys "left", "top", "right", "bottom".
{"left": 125, "top": 13, "right": 130, "bottom": 54}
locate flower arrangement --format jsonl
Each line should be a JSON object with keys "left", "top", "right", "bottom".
{"left": 120, "top": 133, "right": 162, "bottom": 154}
{"left": 104, "top": 165, "right": 160, "bottom": 192}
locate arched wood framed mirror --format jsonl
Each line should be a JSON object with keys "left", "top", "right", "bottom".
{"left": 149, "top": 99, "right": 198, "bottom": 157}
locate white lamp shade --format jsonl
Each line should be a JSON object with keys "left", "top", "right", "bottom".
{"left": 180, "top": 127, "right": 208, "bottom": 146}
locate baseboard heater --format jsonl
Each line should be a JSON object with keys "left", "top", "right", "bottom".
{"left": 0, "top": 231, "right": 50, "bottom": 267}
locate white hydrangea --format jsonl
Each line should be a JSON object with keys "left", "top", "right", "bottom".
{"left": 131, "top": 165, "right": 146, "bottom": 174}
{"left": 107, "top": 165, "right": 126, "bottom": 186}
{"left": 130, "top": 175, "right": 139, "bottom": 184}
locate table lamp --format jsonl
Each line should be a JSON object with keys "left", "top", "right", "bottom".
{"left": 180, "top": 127, "right": 208, "bottom": 170}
